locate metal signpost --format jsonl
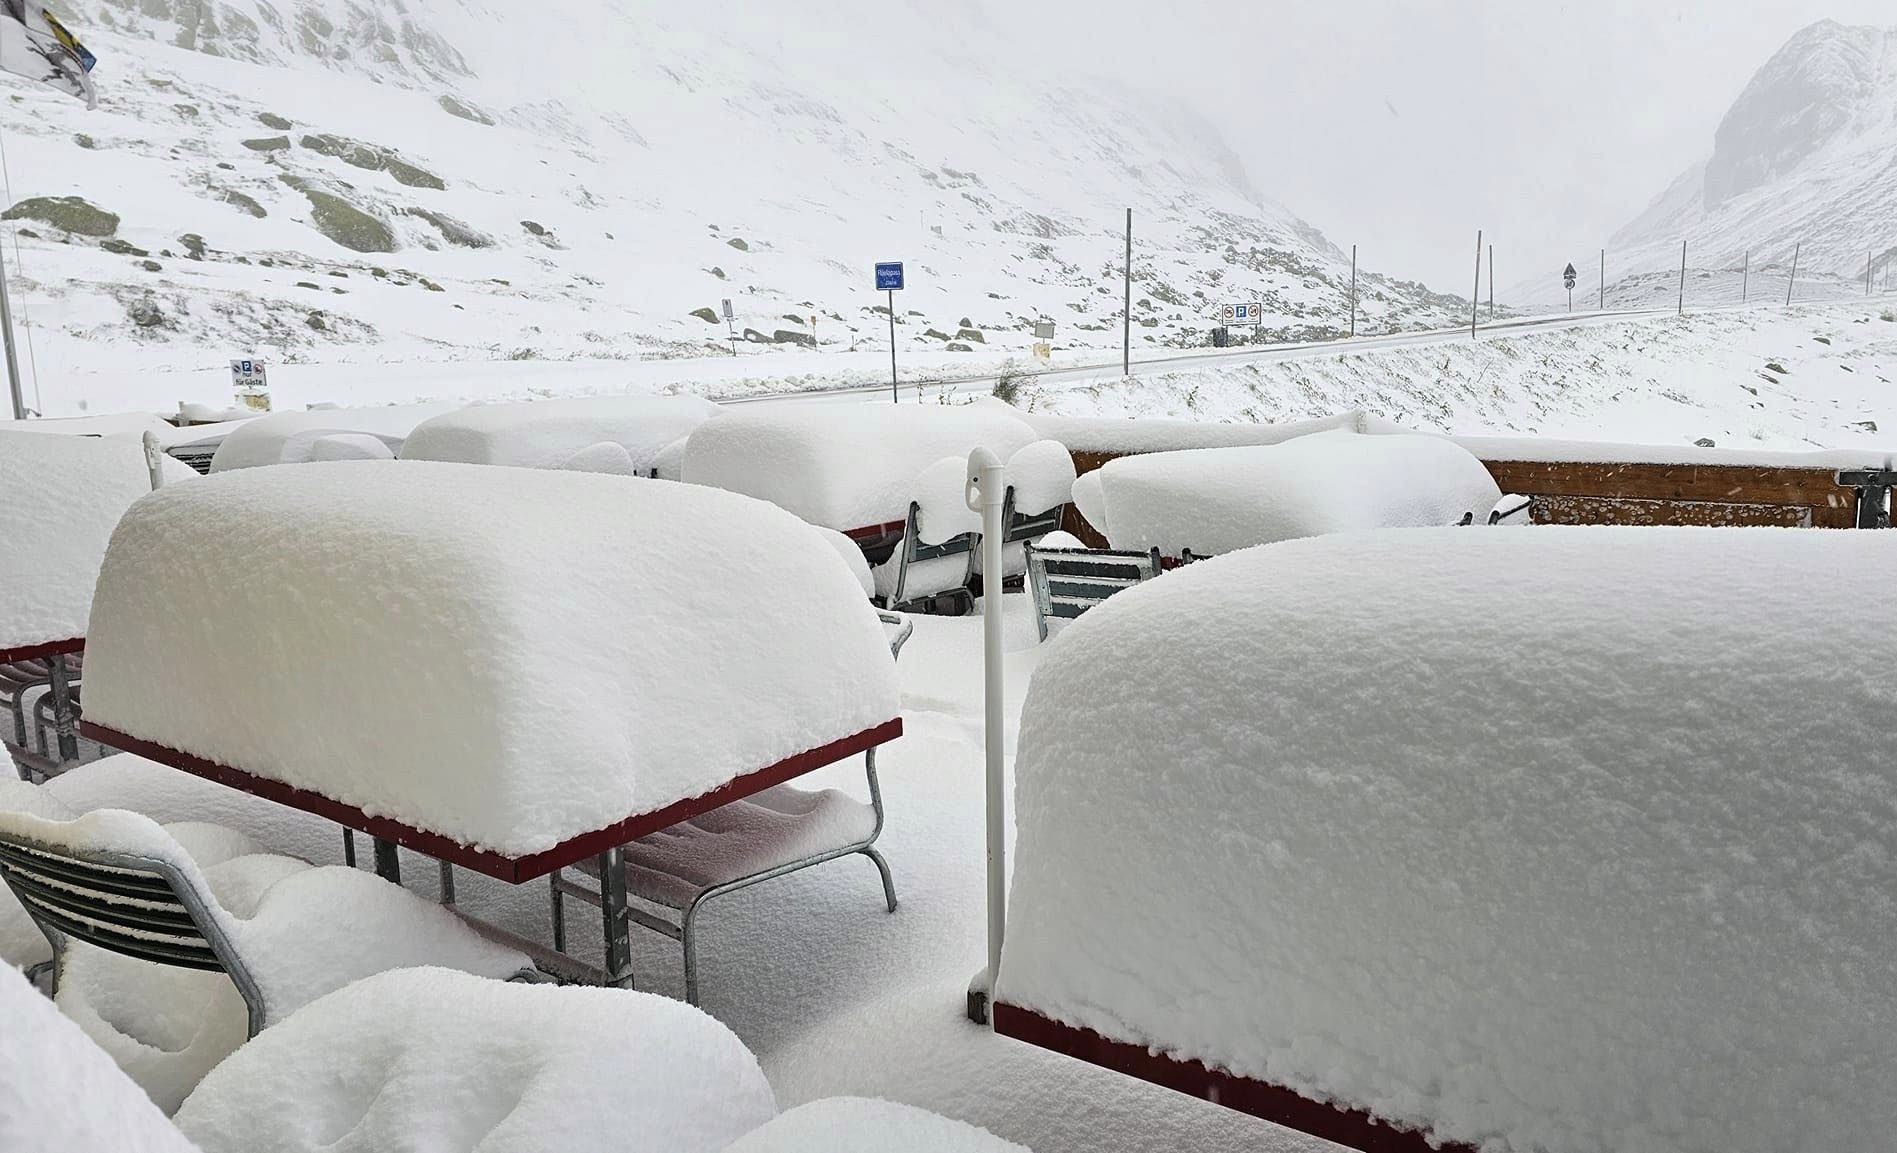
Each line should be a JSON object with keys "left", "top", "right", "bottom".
{"left": 721, "top": 298, "right": 736, "bottom": 356}
{"left": 876, "top": 262, "right": 904, "bottom": 402}
{"left": 1033, "top": 319, "right": 1054, "bottom": 361}
{"left": 1219, "top": 302, "right": 1262, "bottom": 328}
{"left": 229, "top": 359, "right": 271, "bottom": 412}
{"left": 1563, "top": 263, "right": 1577, "bottom": 312}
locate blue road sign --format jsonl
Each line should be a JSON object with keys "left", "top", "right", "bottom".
{"left": 875, "top": 262, "right": 905, "bottom": 291}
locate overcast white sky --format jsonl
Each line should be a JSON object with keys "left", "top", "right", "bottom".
{"left": 1006, "top": 2, "right": 1891, "bottom": 295}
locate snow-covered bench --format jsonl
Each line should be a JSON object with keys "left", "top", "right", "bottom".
{"left": 206, "top": 402, "right": 461, "bottom": 471}
{"left": 398, "top": 394, "right": 721, "bottom": 476}
{"left": 75, "top": 460, "right": 903, "bottom": 988}
{"left": 682, "top": 404, "right": 1041, "bottom": 561}
{"left": 1023, "top": 539, "right": 1164, "bottom": 642}
{"left": 551, "top": 613, "right": 916, "bottom": 1004}
{"left": 1082, "top": 429, "right": 1503, "bottom": 558}
{"left": 995, "top": 525, "right": 1897, "bottom": 1153}
{"left": 1, "top": 431, "right": 189, "bottom": 778}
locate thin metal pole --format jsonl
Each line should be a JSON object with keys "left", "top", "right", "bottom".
{"left": 965, "top": 446, "right": 1006, "bottom": 1025}
{"left": 1742, "top": 249, "right": 1749, "bottom": 303}
{"left": 887, "top": 289, "right": 897, "bottom": 403}
{"left": 1122, "top": 208, "right": 1132, "bottom": 377}
{"left": 45, "top": 653, "right": 76, "bottom": 762}
{"left": 1471, "top": 230, "right": 1481, "bottom": 338}
{"left": 1349, "top": 244, "right": 1357, "bottom": 337}
{"left": 1870, "top": 248, "right": 1875, "bottom": 297}
{"left": 372, "top": 838, "right": 401, "bottom": 884}
{"left": 1677, "top": 240, "right": 1687, "bottom": 315}
{"left": 0, "top": 222, "right": 22, "bottom": 421}
{"left": 1786, "top": 242, "right": 1800, "bottom": 307}
{"left": 1487, "top": 244, "right": 1494, "bottom": 317}
{"left": 597, "top": 847, "right": 633, "bottom": 989}
{"left": 1599, "top": 249, "right": 1605, "bottom": 310}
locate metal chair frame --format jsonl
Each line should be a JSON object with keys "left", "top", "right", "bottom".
{"left": 887, "top": 486, "right": 1066, "bottom": 613}
{"left": 0, "top": 830, "right": 272, "bottom": 1037}
{"left": 1025, "top": 542, "right": 1166, "bottom": 642}
{"left": 541, "top": 612, "right": 915, "bottom": 1004}
{"left": 4, "top": 653, "right": 81, "bottom": 783}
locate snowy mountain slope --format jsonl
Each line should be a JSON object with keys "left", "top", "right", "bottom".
{"left": 1596, "top": 20, "right": 1897, "bottom": 295}
{"left": 1017, "top": 301, "right": 1897, "bottom": 454}
{"left": 1, "top": 1, "right": 1466, "bottom": 417}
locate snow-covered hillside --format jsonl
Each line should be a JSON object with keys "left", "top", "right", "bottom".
{"left": 1585, "top": 20, "right": 1897, "bottom": 304}
{"left": 1, "top": 1, "right": 1465, "bottom": 417}
{"left": 1016, "top": 301, "right": 1897, "bottom": 454}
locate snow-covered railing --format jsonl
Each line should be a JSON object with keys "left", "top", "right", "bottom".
{"left": 993, "top": 525, "right": 1897, "bottom": 1153}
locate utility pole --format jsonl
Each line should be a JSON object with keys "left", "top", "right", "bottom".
{"left": 1487, "top": 244, "right": 1494, "bottom": 318}
{"left": 1349, "top": 244, "right": 1357, "bottom": 338}
{"left": 1742, "top": 249, "right": 1749, "bottom": 303}
{"left": 1786, "top": 242, "right": 1800, "bottom": 307}
{"left": 1677, "top": 240, "right": 1687, "bottom": 316}
{"left": 0, "top": 236, "right": 22, "bottom": 421}
{"left": 1599, "top": 249, "right": 1605, "bottom": 311}
{"left": 1470, "top": 229, "right": 1481, "bottom": 339}
{"left": 1122, "top": 208, "right": 1132, "bottom": 377}
{"left": 1870, "top": 248, "right": 1875, "bottom": 297}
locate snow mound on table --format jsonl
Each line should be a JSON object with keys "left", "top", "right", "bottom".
{"left": 0, "top": 963, "right": 199, "bottom": 1153}
{"left": 0, "top": 429, "right": 165, "bottom": 653}
{"left": 1096, "top": 430, "right": 1500, "bottom": 555}
{"left": 999, "top": 526, "right": 1897, "bottom": 1153}
{"left": 174, "top": 967, "right": 776, "bottom": 1153}
{"left": 400, "top": 394, "right": 720, "bottom": 473}
{"left": 3, "top": 412, "right": 175, "bottom": 440}
{"left": 724, "top": 1098, "right": 1028, "bottom": 1153}
{"left": 655, "top": 436, "right": 690, "bottom": 481}
{"left": 307, "top": 433, "right": 395, "bottom": 462}
{"left": 208, "top": 403, "right": 460, "bottom": 471}
{"left": 81, "top": 461, "right": 901, "bottom": 856}
{"left": 682, "top": 405, "right": 1038, "bottom": 531}
{"left": 559, "top": 441, "right": 638, "bottom": 476}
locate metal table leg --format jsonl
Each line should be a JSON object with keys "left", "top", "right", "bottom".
{"left": 372, "top": 837, "right": 401, "bottom": 884}
{"left": 44, "top": 655, "right": 77, "bottom": 764}
{"left": 597, "top": 847, "right": 633, "bottom": 989}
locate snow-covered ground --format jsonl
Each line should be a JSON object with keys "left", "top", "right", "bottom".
{"left": 1015, "top": 300, "right": 1897, "bottom": 453}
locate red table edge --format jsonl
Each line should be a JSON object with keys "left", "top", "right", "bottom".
{"left": 990, "top": 1002, "right": 1477, "bottom": 1153}
{"left": 79, "top": 716, "right": 904, "bottom": 885}
{"left": 0, "top": 638, "right": 84, "bottom": 665}
{"left": 843, "top": 519, "right": 907, "bottom": 544}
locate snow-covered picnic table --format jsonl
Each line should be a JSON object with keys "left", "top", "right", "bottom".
{"left": 682, "top": 404, "right": 1040, "bottom": 551}
{"left": 1077, "top": 429, "right": 1503, "bottom": 556}
{"left": 398, "top": 394, "right": 721, "bottom": 474}
{"left": 75, "top": 459, "right": 902, "bottom": 985}
{"left": 995, "top": 525, "right": 1897, "bottom": 1153}
{"left": 207, "top": 402, "right": 462, "bottom": 471}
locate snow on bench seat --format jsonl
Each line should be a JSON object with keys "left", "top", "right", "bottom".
{"left": 682, "top": 405, "right": 1038, "bottom": 533}
{"left": 0, "top": 430, "right": 191, "bottom": 660}
{"left": 399, "top": 394, "right": 721, "bottom": 473}
{"left": 207, "top": 402, "right": 461, "bottom": 471}
{"left": 77, "top": 461, "right": 900, "bottom": 863}
{"left": 1090, "top": 430, "right": 1500, "bottom": 556}
{"left": 174, "top": 967, "right": 777, "bottom": 1153}
{"left": 997, "top": 526, "right": 1897, "bottom": 1153}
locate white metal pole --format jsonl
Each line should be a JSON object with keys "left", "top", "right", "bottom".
{"left": 965, "top": 445, "right": 1006, "bottom": 1023}
{"left": 0, "top": 224, "right": 23, "bottom": 421}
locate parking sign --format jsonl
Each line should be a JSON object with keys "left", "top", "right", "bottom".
{"left": 1220, "top": 302, "right": 1263, "bottom": 325}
